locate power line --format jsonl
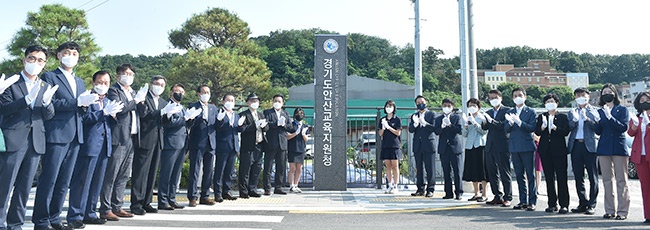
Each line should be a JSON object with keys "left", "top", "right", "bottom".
{"left": 85, "top": 0, "right": 110, "bottom": 12}
{"left": 77, "top": 0, "right": 97, "bottom": 9}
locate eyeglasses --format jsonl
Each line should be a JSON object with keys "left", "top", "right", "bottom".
{"left": 26, "top": 56, "right": 46, "bottom": 64}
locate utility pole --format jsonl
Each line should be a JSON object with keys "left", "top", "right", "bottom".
{"left": 414, "top": 0, "right": 423, "bottom": 97}
{"left": 458, "top": 0, "right": 469, "bottom": 112}
{"left": 467, "top": 0, "right": 478, "bottom": 99}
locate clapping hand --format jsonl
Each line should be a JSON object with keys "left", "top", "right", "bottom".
{"left": 467, "top": 114, "right": 476, "bottom": 125}
{"left": 134, "top": 83, "right": 148, "bottom": 103}
{"left": 77, "top": 90, "right": 99, "bottom": 107}
{"left": 505, "top": 113, "right": 515, "bottom": 125}
{"left": 603, "top": 104, "right": 613, "bottom": 120}
{"left": 541, "top": 114, "right": 548, "bottom": 129}
{"left": 571, "top": 108, "right": 580, "bottom": 122}
{"left": 381, "top": 118, "right": 389, "bottom": 130}
{"left": 185, "top": 107, "right": 203, "bottom": 121}
{"left": 419, "top": 113, "right": 428, "bottom": 126}
{"left": 256, "top": 119, "right": 268, "bottom": 128}
{"left": 301, "top": 126, "right": 309, "bottom": 136}
{"left": 0, "top": 74, "right": 19, "bottom": 94}
{"left": 483, "top": 112, "right": 494, "bottom": 124}
{"left": 588, "top": 107, "right": 601, "bottom": 122}
{"left": 442, "top": 115, "right": 451, "bottom": 128}
{"left": 411, "top": 114, "right": 420, "bottom": 127}
{"left": 278, "top": 116, "right": 286, "bottom": 126}
{"left": 217, "top": 109, "right": 226, "bottom": 121}
{"left": 42, "top": 85, "right": 59, "bottom": 106}
{"left": 103, "top": 100, "right": 124, "bottom": 116}
{"left": 238, "top": 115, "right": 246, "bottom": 126}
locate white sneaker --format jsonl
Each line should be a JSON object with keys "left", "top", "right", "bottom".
{"left": 389, "top": 184, "right": 398, "bottom": 194}
{"left": 289, "top": 186, "right": 296, "bottom": 193}
{"left": 295, "top": 187, "right": 302, "bottom": 193}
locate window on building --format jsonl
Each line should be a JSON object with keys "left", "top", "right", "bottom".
{"left": 528, "top": 77, "right": 532, "bottom": 82}
{"left": 537, "top": 77, "right": 540, "bottom": 82}
{"left": 534, "top": 63, "right": 539, "bottom": 69}
{"left": 550, "top": 78, "right": 556, "bottom": 83}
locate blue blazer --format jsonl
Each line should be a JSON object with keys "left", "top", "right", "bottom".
{"left": 263, "top": 108, "right": 295, "bottom": 151}
{"left": 594, "top": 104, "right": 629, "bottom": 156}
{"left": 215, "top": 109, "right": 240, "bottom": 153}
{"left": 433, "top": 113, "right": 463, "bottom": 154}
{"left": 162, "top": 102, "right": 190, "bottom": 150}
{"left": 41, "top": 68, "right": 86, "bottom": 144}
{"left": 187, "top": 101, "right": 217, "bottom": 151}
{"left": 0, "top": 75, "right": 55, "bottom": 153}
{"left": 107, "top": 83, "right": 140, "bottom": 147}
{"left": 567, "top": 106, "right": 599, "bottom": 154}
{"left": 504, "top": 106, "right": 537, "bottom": 153}
{"left": 80, "top": 97, "right": 112, "bottom": 157}
{"left": 408, "top": 110, "right": 437, "bottom": 153}
{"left": 482, "top": 106, "right": 510, "bottom": 153}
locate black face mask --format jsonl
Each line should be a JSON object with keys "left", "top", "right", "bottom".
{"left": 294, "top": 114, "right": 304, "bottom": 121}
{"left": 601, "top": 94, "right": 614, "bottom": 103}
{"left": 173, "top": 92, "right": 184, "bottom": 102}
{"left": 640, "top": 102, "right": 650, "bottom": 111}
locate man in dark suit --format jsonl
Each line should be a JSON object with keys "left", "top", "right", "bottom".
{"left": 158, "top": 83, "right": 200, "bottom": 210}
{"left": 408, "top": 95, "right": 438, "bottom": 198}
{"left": 504, "top": 87, "right": 538, "bottom": 211}
{"left": 434, "top": 98, "right": 464, "bottom": 200}
{"left": 34, "top": 42, "right": 97, "bottom": 230}
{"left": 567, "top": 87, "right": 599, "bottom": 215}
{"left": 130, "top": 75, "right": 168, "bottom": 215}
{"left": 263, "top": 94, "right": 295, "bottom": 195}
{"left": 186, "top": 85, "right": 218, "bottom": 207}
{"left": 66, "top": 71, "right": 122, "bottom": 228}
{"left": 100, "top": 64, "right": 148, "bottom": 220}
{"left": 214, "top": 93, "right": 241, "bottom": 202}
{"left": 0, "top": 45, "right": 56, "bottom": 230}
{"left": 237, "top": 93, "right": 269, "bottom": 198}
{"left": 482, "top": 89, "right": 513, "bottom": 207}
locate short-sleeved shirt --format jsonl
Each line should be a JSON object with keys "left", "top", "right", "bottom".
{"left": 378, "top": 115, "right": 402, "bottom": 149}
{"left": 288, "top": 120, "right": 309, "bottom": 153}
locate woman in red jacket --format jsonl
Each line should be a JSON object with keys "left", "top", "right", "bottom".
{"left": 627, "top": 91, "right": 650, "bottom": 224}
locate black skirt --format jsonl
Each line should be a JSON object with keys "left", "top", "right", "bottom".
{"left": 462, "top": 146, "right": 487, "bottom": 182}
{"left": 380, "top": 148, "right": 402, "bottom": 160}
{"left": 288, "top": 151, "right": 305, "bottom": 164}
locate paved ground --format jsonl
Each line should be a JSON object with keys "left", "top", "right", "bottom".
{"left": 13, "top": 179, "right": 648, "bottom": 229}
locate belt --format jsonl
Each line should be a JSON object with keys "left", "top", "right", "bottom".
{"left": 575, "top": 139, "right": 584, "bottom": 143}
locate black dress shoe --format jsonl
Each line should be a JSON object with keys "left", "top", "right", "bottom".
{"left": 526, "top": 205, "right": 536, "bottom": 211}
{"left": 264, "top": 189, "right": 272, "bottom": 196}
{"left": 143, "top": 204, "right": 158, "bottom": 213}
{"left": 130, "top": 207, "right": 146, "bottom": 215}
{"left": 425, "top": 191, "right": 434, "bottom": 198}
{"left": 558, "top": 207, "right": 569, "bottom": 214}
{"left": 51, "top": 223, "right": 73, "bottom": 230}
{"left": 442, "top": 195, "right": 454, "bottom": 199}
{"left": 545, "top": 206, "right": 558, "bottom": 213}
{"left": 454, "top": 196, "right": 462, "bottom": 200}
{"left": 249, "top": 191, "right": 262, "bottom": 198}
{"left": 223, "top": 193, "right": 238, "bottom": 200}
{"left": 170, "top": 202, "right": 185, "bottom": 209}
{"left": 571, "top": 206, "right": 586, "bottom": 213}
{"left": 644, "top": 219, "right": 650, "bottom": 224}
{"left": 585, "top": 207, "right": 595, "bottom": 215}
{"left": 67, "top": 220, "right": 85, "bottom": 229}
{"left": 513, "top": 203, "right": 527, "bottom": 210}
{"left": 82, "top": 218, "right": 107, "bottom": 225}
{"left": 274, "top": 189, "right": 287, "bottom": 195}
{"left": 486, "top": 199, "right": 503, "bottom": 205}
{"left": 240, "top": 193, "right": 250, "bottom": 199}
{"left": 158, "top": 204, "right": 174, "bottom": 210}
{"left": 215, "top": 196, "right": 224, "bottom": 203}
{"left": 411, "top": 191, "right": 424, "bottom": 196}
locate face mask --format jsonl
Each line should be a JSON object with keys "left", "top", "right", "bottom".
{"left": 545, "top": 102, "right": 557, "bottom": 111}
{"left": 24, "top": 62, "right": 45, "bottom": 76}
{"left": 513, "top": 96, "right": 526, "bottom": 105}
{"left": 273, "top": 102, "right": 283, "bottom": 110}
{"left": 385, "top": 106, "right": 394, "bottom": 114}
{"left": 200, "top": 94, "right": 210, "bottom": 103}
{"left": 416, "top": 103, "right": 426, "bottom": 111}
{"left": 640, "top": 102, "right": 650, "bottom": 111}
{"left": 442, "top": 107, "right": 452, "bottom": 114}
{"left": 172, "top": 92, "right": 183, "bottom": 102}
{"left": 294, "top": 114, "right": 304, "bottom": 121}
{"left": 601, "top": 94, "right": 614, "bottom": 103}
{"left": 467, "top": 106, "right": 478, "bottom": 114}
{"left": 490, "top": 98, "right": 501, "bottom": 107}
{"left": 250, "top": 102, "right": 259, "bottom": 110}
{"left": 61, "top": 55, "right": 78, "bottom": 68}
{"left": 94, "top": 84, "right": 108, "bottom": 95}
{"left": 119, "top": 75, "right": 133, "bottom": 86}
{"left": 224, "top": 101, "right": 235, "bottom": 110}
{"left": 575, "top": 97, "right": 588, "bottom": 105}
{"left": 151, "top": 85, "right": 164, "bottom": 96}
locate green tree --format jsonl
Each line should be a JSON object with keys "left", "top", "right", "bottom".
{"left": 166, "top": 47, "right": 272, "bottom": 105}
{"left": 97, "top": 53, "right": 180, "bottom": 91}
{"left": 1, "top": 4, "right": 101, "bottom": 84}
{"left": 168, "top": 7, "right": 255, "bottom": 55}
{"left": 497, "top": 82, "right": 522, "bottom": 107}
{"left": 546, "top": 86, "right": 574, "bottom": 107}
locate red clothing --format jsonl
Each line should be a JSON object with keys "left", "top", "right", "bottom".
{"left": 628, "top": 117, "right": 650, "bottom": 219}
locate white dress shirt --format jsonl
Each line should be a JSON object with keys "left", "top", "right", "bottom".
{"left": 58, "top": 67, "right": 76, "bottom": 96}
{"left": 119, "top": 83, "right": 138, "bottom": 134}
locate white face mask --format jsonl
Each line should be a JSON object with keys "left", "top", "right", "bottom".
{"left": 94, "top": 84, "right": 108, "bottom": 95}
{"left": 385, "top": 106, "right": 394, "bottom": 114}
{"left": 575, "top": 97, "right": 588, "bottom": 105}
{"left": 119, "top": 75, "right": 133, "bottom": 86}
{"left": 24, "top": 62, "right": 45, "bottom": 76}
{"left": 273, "top": 102, "right": 283, "bottom": 110}
{"left": 490, "top": 98, "right": 501, "bottom": 107}
{"left": 513, "top": 96, "right": 526, "bottom": 105}
{"left": 151, "top": 85, "right": 164, "bottom": 96}
{"left": 200, "top": 94, "right": 210, "bottom": 103}
{"left": 545, "top": 102, "right": 557, "bottom": 111}
{"left": 250, "top": 102, "right": 259, "bottom": 110}
{"left": 467, "top": 106, "right": 478, "bottom": 114}
{"left": 442, "top": 107, "right": 453, "bottom": 114}
{"left": 224, "top": 101, "right": 235, "bottom": 110}
{"left": 61, "top": 55, "right": 78, "bottom": 68}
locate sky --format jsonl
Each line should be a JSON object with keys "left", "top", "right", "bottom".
{"left": 1, "top": 0, "right": 649, "bottom": 61}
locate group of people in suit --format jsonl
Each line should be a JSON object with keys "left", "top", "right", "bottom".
{"left": 0, "top": 42, "right": 311, "bottom": 230}
{"left": 401, "top": 84, "right": 650, "bottom": 224}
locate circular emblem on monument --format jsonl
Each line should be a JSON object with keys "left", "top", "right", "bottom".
{"left": 323, "top": 39, "right": 339, "bottom": 54}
